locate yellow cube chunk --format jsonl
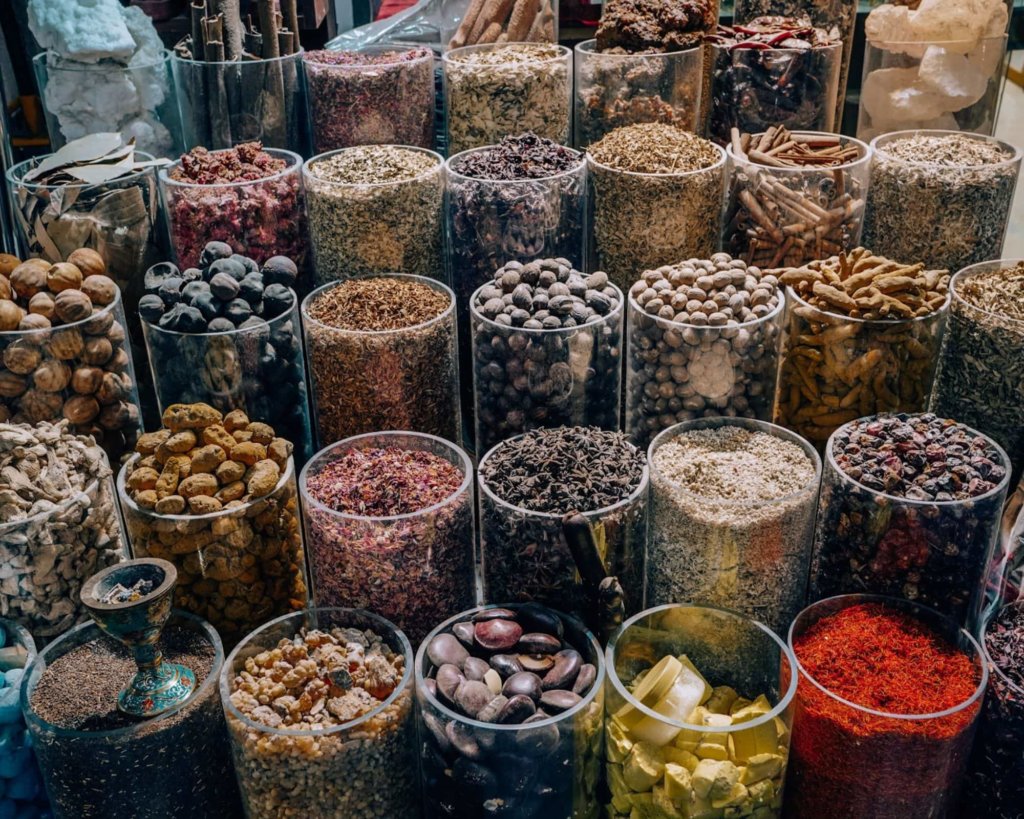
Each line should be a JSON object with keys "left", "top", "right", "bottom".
{"left": 729, "top": 698, "right": 752, "bottom": 716}
{"left": 664, "top": 747, "right": 700, "bottom": 771}
{"left": 711, "top": 783, "right": 749, "bottom": 810}
{"left": 746, "top": 778, "right": 775, "bottom": 807}
{"left": 624, "top": 742, "right": 666, "bottom": 791}
{"left": 663, "top": 762, "right": 692, "bottom": 802}
{"left": 731, "top": 720, "right": 779, "bottom": 762}
{"left": 740, "top": 753, "right": 784, "bottom": 785}
{"left": 730, "top": 696, "right": 772, "bottom": 724}
{"left": 706, "top": 686, "right": 739, "bottom": 715}
{"left": 652, "top": 785, "right": 686, "bottom": 818}
{"left": 692, "top": 759, "right": 740, "bottom": 801}
{"left": 609, "top": 762, "right": 632, "bottom": 802}
{"left": 607, "top": 719, "right": 635, "bottom": 763}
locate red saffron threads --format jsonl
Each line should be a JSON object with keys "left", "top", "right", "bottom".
{"left": 786, "top": 602, "right": 982, "bottom": 819}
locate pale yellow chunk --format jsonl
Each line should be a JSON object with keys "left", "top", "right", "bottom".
{"left": 624, "top": 742, "right": 666, "bottom": 791}
{"left": 692, "top": 759, "right": 740, "bottom": 801}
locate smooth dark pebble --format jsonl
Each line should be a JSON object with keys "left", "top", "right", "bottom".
{"left": 519, "top": 654, "right": 554, "bottom": 673}
{"left": 477, "top": 694, "right": 509, "bottom": 723}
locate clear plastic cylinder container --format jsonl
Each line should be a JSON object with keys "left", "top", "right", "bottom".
{"left": 23, "top": 611, "right": 240, "bottom": 818}
{"left": 0, "top": 619, "right": 51, "bottom": 815}
{"left": 786, "top": 594, "right": 986, "bottom": 819}
{"left": 303, "top": 46, "right": 435, "bottom": 153}
{"left": 0, "top": 286, "right": 143, "bottom": 463}
{"left": 573, "top": 41, "right": 703, "bottom": 150}
{"left": 440, "top": 0, "right": 559, "bottom": 50}
{"left": 604, "top": 603, "right": 797, "bottom": 819}
{"left": 705, "top": 40, "right": 842, "bottom": 145}
{"left": 171, "top": 52, "right": 310, "bottom": 155}
{"left": 416, "top": 603, "right": 604, "bottom": 819}
{"left": 116, "top": 454, "right": 308, "bottom": 649}
{"left": 32, "top": 51, "right": 183, "bottom": 158}
{"left": 158, "top": 148, "right": 308, "bottom": 272}
{"left": 857, "top": 35, "right": 1009, "bottom": 141}
{"left": 140, "top": 285, "right": 313, "bottom": 463}
{"left": 586, "top": 149, "right": 727, "bottom": 295}
{"left": 862, "top": 131, "right": 1022, "bottom": 274}
{"left": 732, "top": 0, "right": 858, "bottom": 128}
{"left": 221, "top": 608, "right": 417, "bottom": 818}
{"left": 443, "top": 44, "right": 572, "bottom": 154}
{"left": 774, "top": 289, "right": 950, "bottom": 451}
{"left": 471, "top": 280, "right": 624, "bottom": 454}
{"left": 301, "top": 277, "right": 461, "bottom": 446}
{"left": 303, "top": 147, "right": 445, "bottom": 285}
{"left": 626, "top": 289, "right": 783, "bottom": 451}
{"left": 646, "top": 418, "right": 822, "bottom": 634}
{"left": 299, "top": 432, "right": 475, "bottom": 645}
{"left": 809, "top": 418, "right": 1011, "bottom": 625}
{"left": 931, "top": 260, "right": 1024, "bottom": 475}
{"left": 723, "top": 133, "right": 871, "bottom": 269}
{"left": 477, "top": 435, "right": 649, "bottom": 620}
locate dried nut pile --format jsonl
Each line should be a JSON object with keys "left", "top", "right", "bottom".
{"left": 448, "top": 0, "right": 556, "bottom": 48}
{"left": 303, "top": 48, "right": 435, "bottom": 153}
{"left": 811, "top": 413, "right": 1009, "bottom": 622}
{"left": 607, "top": 655, "right": 789, "bottom": 819}
{"left": 627, "top": 254, "right": 782, "bottom": 449}
{"left": 588, "top": 124, "right": 725, "bottom": 292}
{"left": 479, "top": 427, "right": 648, "bottom": 618}
{"left": 0, "top": 420, "right": 124, "bottom": 638}
{"left": 120, "top": 403, "right": 306, "bottom": 645}
{"left": 164, "top": 142, "right": 307, "bottom": 271}
{"left": 647, "top": 424, "right": 819, "bottom": 633}
{"left": 775, "top": 247, "right": 950, "bottom": 447}
{"left": 706, "top": 18, "right": 842, "bottom": 145}
{"left": 303, "top": 445, "right": 474, "bottom": 644}
{"left": 228, "top": 625, "right": 416, "bottom": 819}
{"left": 139, "top": 243, "right": 308, "bottom": 456}
{"left": 933, "top": 261, "right": 1024, "bottom": 469}
{"left": 0, "top": 252, "right": 140, "bottom": 461}
{"left": 725, "top": 127, "right": 868, "bottom": 269}
{"left": 862, "top": 133, "right": 1020, "bottom": 275}
{"left": 472, "top": 259, "right": 623, "bottom": 453}
{"left": 304, "top": 146, "right": 444, "bottom": 285}
{"left": 420, "top": 606, "right": 602, "bottom": 816}
{"left": 444, "top": 44, "right": 571, "bottom": 154}
{"left": 303, "top": 278, "right": 459, "bottom": 445}
{"left": 595, "top": 0, "right": 718, "bottom": 51}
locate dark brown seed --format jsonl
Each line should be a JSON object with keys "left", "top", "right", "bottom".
{"left": 490, "top": 655, "right": 524, "bottom": 678}
{"left": 517, "top": 603, "right": 565, "bottom": 638}
{"left": 502, "top": 671, "right": 543, "bottom": 701}
{"left": 475, "top": 619, "right": 523, "bottom": 652}
{"left": 518, "top": 632, "right": 561, "bottom": 654}
{"left": 572, "top": 663, "right": 597, "bottom": 695}
{"left": 453, "top": 621, "right": 476, "bottom": 648}
{"left": 539, "top": 689, "right": 582, "bottom": 713}
{"left": 519, "top": 654, "right": 555, "bottom": 672}
{"left": 428, "top": 633, "right": 469, "bottom": 669}
{"left": 455, "top": 680, "right": 496, "bottom": 719}
{"left": 473, "top": 608, "right": 519, "bottom": 622}
{"left": 446, "top": 720, "right": 482, "bottom": 759}
{"left": 436, "top": 664, "right": 464, "bottom": 704}
{"left": 463, "top": 657, "right": 490, "bottom": 682}
{"left": 497, "top": 694, "right": 537, "bottom": 724}
{"left": 542, "top": 649, "right": 582, "bottom": 690}
{"left": 477, "top": 694, "right": 510, "bottom": 723}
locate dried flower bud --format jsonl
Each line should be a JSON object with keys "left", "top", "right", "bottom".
{"left": 18, "top": 313, "right": 51, "bottom": 334}
{"left": 82, "top": 336, "right": 113, "bottom": 366}
{"left": 0, "top": 371, "right": 28, "bottom": 398}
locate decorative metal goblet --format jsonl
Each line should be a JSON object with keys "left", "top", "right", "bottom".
{"left": 81, "top": 557, "right": 196, "bottom": 718}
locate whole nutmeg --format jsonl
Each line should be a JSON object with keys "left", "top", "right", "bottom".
{"left": 63, "top": 394, "right": 100, "bottom": 424}
{"left": 97, "top": 371, "right": 129, "bottom": 404}
{"left": 81, "top": 275, "right": 117, "bottom": 307}
{"left": 2, "top": 342, "right": 42, "bottom": 375}
{"left": 10, "top": 261, "right": 48, "bottom": 299}
{"left": 67, "top": 248, "right": 106, "bottom": 278}
{"left": 33, "top": 359, "right": 72, "bottom": 392}
{"left": 106, "top": 347, "right": 130, "bottom": 372}
{"left": 98, "top": 401, "right": 132, "bottom": 431}
{"left": 0, "top": 300, "right": 24, "bottom": 331}
{"left": 0, "top": 371, "right": 28, "bottom": 398}
{"left": 18, "top": 313, "right": 51, "bottom": 333}
{"left": 46, "top": 262, "right": 83, "bottom": 293}
{"left": 83, "top": 308, "right": 114, "bottom": 336}
{"left": 0, "top": 255, "right": 20, "bottom": 277}
{"left": 28, "top": 291, "right": 55, "bottom": 318}
{"left": 82, "top": 336, "right": 113, "bottom": 366}
{"left": 0, "top": 275, "right": 11, "bottom": 301}
{"left": 71, "top": 366, "right": 104, "bottom": 394}
{"left": 19, "top": 388, "right": 62, "bottom": 422}
{"left": 53, "top": 289, "right": 93, "bottom": 324}
{"left": 46, "top": 327, "right": 84, "bottom": 360}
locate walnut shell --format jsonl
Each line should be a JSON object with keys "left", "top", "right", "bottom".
{"left": 33, "top": 359, "right": 72, "bottom": 392}
{"left": 53, "top": 289, "right": 93, "bottom": 324}
{"left": 2, "top": 342, "right": 42, "bottom": 375}
{"left": 46, "top": 327, "right": 84, "bottom": 360}
{"left": 46, "top": 263, "right": 83, "bottom": 294}
{"left": 0, "top": 300, "right": 24, "bottom": 331}
{"left": 67, "top": 248, "right": 106, "bottom": 278}
{"left": 19, "top": 388, "right": 62, "bottom": 421}
{"left": 0, "top": 255, "right": 20, "bottom": 278}
{"left": 0, "top": 275, "right": 11, "bottom": 301}
{"left": 64, "top": 394, "right": 100, "bottom": 424}
{"left": 10, "top": 262, "right": 47, "bottom": 300}
{"left": 71, "top": 366, "right": 104, "bottom": 395}
{"left": 0, "top": 371, "right": 28, "bottom": 398}
{"left": 28, "top": 291, "right": 55, "bottom": 318}
{"left": 82, "top": 336, "right": 113, "bottom": 366}
{"left": 81, "top": 275, "right": 117, "bottom": 307}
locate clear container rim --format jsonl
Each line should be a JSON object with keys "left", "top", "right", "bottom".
{"left": 302, "top": 144, "right": 444, "bottom": 188}
{"left": 117, "top": 454, "right": 296, "bottom": 523}
{"left": 788, "top": 593, "right": 989, "bottom": 722}
{"left": 469, "top": 279, "right": 624, "bottom": 335}
{"left": 477, "top": 430, "right": 649, "bottom": 521}
{"left": 303, "top": 44, "right": 435, "bottom": 69}
{"left": 866, "top": 31, "right": 1008, "bottom": 50}
{"left": 442, "top": 42, "right": 572, "bottom": 67}
{"left": 219, "top": 606, "right": 413, "bottom": 737}
{"left": 6, "top": 150, "right": 159, "bottom": 191}
{"left": 647, "top": 417, "right": 822, "bottom": 510}
{"left": 299, "top": 431, "right": 473, "bottom": 524}
{"left": 300, "top": 275, "right": 455, "bottom": 337}
{"left": 950, "top": 259, "right": 1024, "bottom": 329}
{"left": 628, "top": 284, "right": 784, "bottom": 332}
{"left": 587, "top": 141, "right": 727, "bottom": 180}
{"left": 446, "top": 145, "right": 585, "bottom": 184}
{"left": 786, "top": 284, "right": 952, "bottom": 327}
{"left": 573, "top": 39, "right": 703, "bottom": 60}
{"left": 33, "top": 49, "right": 174, "bottom": 72}
{"left": 0, "top": 477, "right": 103, "bottom": 533}
{"left": 171, "top": 48, "right": 306, "bottom": 68}
{"left": 823, "top": 413, "right": 1011, "bottom": 509}
{"left": 869, "top": 129, "right": 1022, "bottom": 170}
{"left": 414, "top": 602, "right": 605, "bottom": 732}
{"left": 139, "top": 285, "right": 298, "bottom": 338}
{"left": 727, "top": 131, "right": 873, "bottom": 173}
{"left": 605, "top": 602, "right": 798, "bottom": 734}
{"left": 707, "top": 38, "right": 844, "bottom": 56}
{"left": 0, "top": 282, "right": 126, "bottom": 338}
{"left": 158, "top": 147, "right": 303, "bottom": 189}
{"left": 982, "top": 599, "right": 1024, "bottom": 699}
{"left": 22, "top": 609, "right": 224, "bottom": 740}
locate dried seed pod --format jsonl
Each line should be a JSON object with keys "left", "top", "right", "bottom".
{"left": 20, "top": 388, "right": 63, "bottom": 421}
{"left": 53, "top": 289, "right": 93, "bottom": 324}
{"left": 67, "top": 248, "right": 107, "bottom": 278}
{"left": 98, "top": 401, "right": 132, "bottom": 431}
{"left": 83, "top": 308, "right": 115, "bottom": 336}
{"left": 46, "top": 262, "right": 84, "bottom": 293}
{"left": 97, "top": 372, "right": 129, "bottom": 404}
